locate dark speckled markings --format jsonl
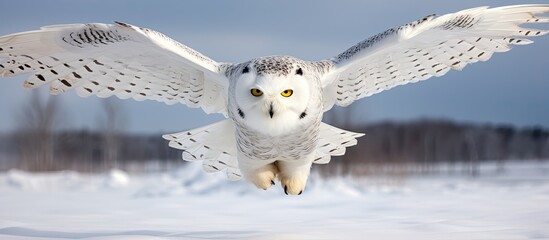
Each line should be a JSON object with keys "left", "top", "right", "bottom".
{"left": 237, "top": 108, "right": 245, "bottom": 119}
{"left": 60, "top": 22, "right": 218, "bottom": 72}
{"left": 221, "top": 56, "right": 333, "bottom": 79}
{"left": 334, "top": 15, "right": 436, "bottom": 64}
{"left": 114, "top": 21, "right": 219, "bottom": 71}
{"left": 247, "top": 56, "right": 332, "bottom": 77}
{"left": 440, "top": 15, "right": 478, "bottom": 30}
{"left": 61, "top": 24, "right": 131, "bottom": 49}
{"left": 253, "top": 56, "right": 296, "bottom": 76}
{"left": 333, "top": 13, "right": 485, "bottom": 64}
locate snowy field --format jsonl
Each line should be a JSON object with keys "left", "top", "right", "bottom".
{"left": 1, "top": 162, "right": 549, "bottom": 240}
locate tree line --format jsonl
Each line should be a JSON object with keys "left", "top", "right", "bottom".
{"left": 317, "top": 120, "right": 549, "bottom": 176}
{"left": 0, "top": 91, "right": 546, "bottom": 174}
{"left": 0, "top": 119, "right": 547, "bottom": 173}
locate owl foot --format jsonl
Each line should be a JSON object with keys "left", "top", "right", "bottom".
{"left": 276, "top": 160, "right": 312, "bottom": 195}
{"left": 246, "top": 163, "right": 279, "bottom": 190}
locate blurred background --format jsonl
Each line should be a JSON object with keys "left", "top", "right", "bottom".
{"left": 0, "top": 0, "right": 548, "bottom": 176}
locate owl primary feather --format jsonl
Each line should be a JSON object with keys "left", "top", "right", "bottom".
{"left": 1, "top": 5, "right": 548, "bottom": 195}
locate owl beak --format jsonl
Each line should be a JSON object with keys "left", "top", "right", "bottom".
{"left": 269, "top": 102, "right": 274, "bottom": 118}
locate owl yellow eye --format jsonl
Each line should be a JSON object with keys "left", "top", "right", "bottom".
{"left": 250, "top": 88, "right": 263, "bottom": 97}
{"left": 281, "top": 89, "right": 293, "bottom": 97}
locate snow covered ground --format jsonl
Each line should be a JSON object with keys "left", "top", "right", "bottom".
{"left": 1, "top": 161, "right": 549, "bottom": 240}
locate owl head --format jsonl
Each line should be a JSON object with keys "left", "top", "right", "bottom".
{"left": 232, "top": 56, "right": 314, "bottom": 136}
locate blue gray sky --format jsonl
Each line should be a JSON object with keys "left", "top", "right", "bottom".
{"left": 0, "top": 0, "right": 548, "bottom": 134}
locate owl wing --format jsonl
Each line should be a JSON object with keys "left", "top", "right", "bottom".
{"left": 0, "top": 22, "right": 228, "bottom": 115}
{"left": 320, "top": 5, "right": 549, "bottom": 109}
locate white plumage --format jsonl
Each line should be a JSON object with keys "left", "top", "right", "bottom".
{"left": 1, "top": 5, "right": 547, "bottom": 194}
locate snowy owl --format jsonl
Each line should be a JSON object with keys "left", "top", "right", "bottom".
{"left": 1, "top": 5, "right": 548, "bottom": 194}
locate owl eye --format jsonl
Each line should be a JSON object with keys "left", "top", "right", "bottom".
{"left": 250, "top": 88, "right": 263, "bottom": 97}
{"left": 281, "top": 89, "right": 293, "bottom": 97}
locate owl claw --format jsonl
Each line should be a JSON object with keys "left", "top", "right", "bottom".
{"left": 271, "top": 180, "right": 275, "bottom": 186}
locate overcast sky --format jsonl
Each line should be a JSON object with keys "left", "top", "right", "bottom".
{"left": 0, "top": 0, "right": 548, "bottom": 134}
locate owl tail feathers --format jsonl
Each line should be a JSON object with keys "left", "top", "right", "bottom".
{"left": 162, "top": 119, "right": 242, "bottom": 180}
{"left": 313, "top": 123, "right": 365, "bottom": 164}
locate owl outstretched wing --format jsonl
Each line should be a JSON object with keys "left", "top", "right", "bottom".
{"left": 320, "top": 5, "right": 549, "bottom": 109}
{"left": 0, "top": 22, "right": 228, "bottom": 115}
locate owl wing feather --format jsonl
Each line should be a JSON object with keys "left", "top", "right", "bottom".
{"left": 320, "top": 5, "right": 549, "bottom": 109}
{"left": 163, "top": 119, "right": 241, "bottom": 180}
{"left": 0, "top": 22, "right": 228, "bottom": 115}
{"left": 313, "top": 123, "right": 364, "bottom": 164}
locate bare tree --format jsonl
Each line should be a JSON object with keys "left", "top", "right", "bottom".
{"left": 15, "top": 90, "right": 63, "bottom": 171}
{"left": 98, "top": 98, "right": 127, "bottom": 168}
